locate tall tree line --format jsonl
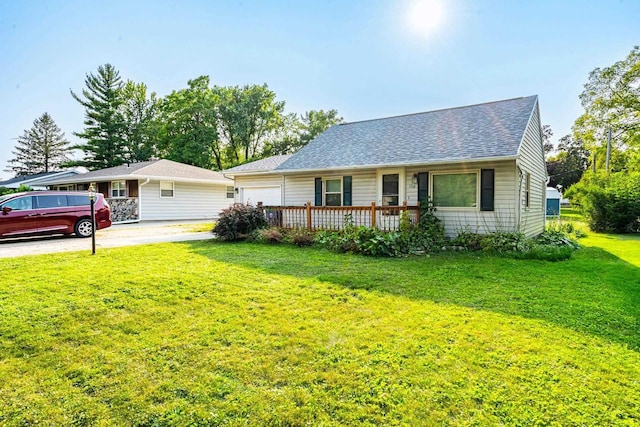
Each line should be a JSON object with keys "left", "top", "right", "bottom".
{"left": 546, "top": 45, "right": 640, "bottom": 191}
{"left": 70, "top": 64, "right": 343, "bottom": 171}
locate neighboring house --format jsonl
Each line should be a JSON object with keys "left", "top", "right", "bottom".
{"left": 0, "top": 168, "right": 87, "bottom": 190}
{"left": 40, "top": 159, "right": 234, "bottom": 223}
{"left": 545, "top": 187, "right": 562, "bottom": 217}
{"left": 224, "top": 96, "right": 547, "bottom": 237}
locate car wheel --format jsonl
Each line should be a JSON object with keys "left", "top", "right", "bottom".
{"left": 75, "top": 218, "right": 93, "bottom": 238}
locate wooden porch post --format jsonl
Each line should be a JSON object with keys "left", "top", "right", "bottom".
{"left": 306, "top": 201, "right": 312, "bottom": 231}
{"left": 371, "top": 202, "right": 376, "bottom": 228}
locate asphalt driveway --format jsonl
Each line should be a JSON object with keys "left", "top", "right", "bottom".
{"left": 0, "top": 221, "right": 215, "bottom": 258}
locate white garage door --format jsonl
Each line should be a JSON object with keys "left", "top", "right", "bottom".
{"left": 242, "top": 186, "right": 282, "bottom": 206}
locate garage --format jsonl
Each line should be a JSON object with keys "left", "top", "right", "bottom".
{"left": 241, "top": 186, "right": 282, "bottom": 206}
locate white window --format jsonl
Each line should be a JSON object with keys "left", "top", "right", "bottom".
{"left": 160, "top": 181, "right": 174, "bottom": 198}
{"left": 111, "top": 181, "right": 126, "bottom": 198}
{"left": 324, "top": 178, "right": 342, "bottom": 206}
{"left": 432, "top": 172, "right": 478, "bottom": 208}
{"left": 226, "top": 186, "right": 235, "bottom": 199}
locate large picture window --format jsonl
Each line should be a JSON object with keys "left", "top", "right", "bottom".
{"left": 324, "top": 179, "right": 342, "bottom": 206}
{"left": 111, "top": 181, "right": 126, "bottom": 198}
{"left": 432, "top": 172, "right": 478, "bottom": 208}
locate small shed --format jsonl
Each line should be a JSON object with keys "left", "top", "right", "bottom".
{"left": 546, "top": 187, "right": 562, "bottom": 216}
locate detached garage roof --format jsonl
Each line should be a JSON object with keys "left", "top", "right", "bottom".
{"left": 40, "top": 159, "right": 232, "bottom": 185}
{"left": 275, "top": 96, "right": 538, "bottom": 172}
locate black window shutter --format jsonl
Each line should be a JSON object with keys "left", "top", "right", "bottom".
{"left": 314, "top": 177, "right": 322, "bottom": 206}
{"left": 343, "top": 176, "right": 352, "bottom": 206}
{"left": 417, "top": 172, "right": 429, "bottom": 204}
{"left": 480, "top": 169, "right": 495, "bottom": 211}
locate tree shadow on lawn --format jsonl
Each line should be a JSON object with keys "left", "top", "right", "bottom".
{"left": 183, "top": 241, "right": 640, "bottom": 351}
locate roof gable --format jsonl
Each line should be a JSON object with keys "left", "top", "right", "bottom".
{"left": 276, "top": 96, "right": 538, "bottom": 172}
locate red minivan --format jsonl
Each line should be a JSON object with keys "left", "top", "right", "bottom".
{"left": 0, "top": 191, "right": 112, "bottom": 238}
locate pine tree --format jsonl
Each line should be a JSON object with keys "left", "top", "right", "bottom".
{"left": 71, "top": 64, "right": 127, "bottom": 170}
{"left": 5, "top": 113, "right": 70, "bottom": 176}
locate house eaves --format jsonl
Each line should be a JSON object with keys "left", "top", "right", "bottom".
{"left": 274, "top": 154, "right": 520, "bottom": 175}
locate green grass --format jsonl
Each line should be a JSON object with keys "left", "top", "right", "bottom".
{"left": 0, "top": 230, "right": 639, "bottom": 425}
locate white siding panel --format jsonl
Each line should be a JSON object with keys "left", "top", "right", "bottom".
{"left": 516, "top": 104, "right": 547, "bottom": 237}
{"left": 232, "top": 160, "right": 520, "bottom": 236}
{"left": 234, "top": 176, "right": 284, "bottom": 204}
{"left": 284, "top": 170, "right": 377, "bottom": 206}
{"left": 140, "top": 180, "right": 231, "bottom": 221}
{"left": 406, "top": 161, "right": 517, "bottom": 236}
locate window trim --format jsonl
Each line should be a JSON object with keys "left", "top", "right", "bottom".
{"left": 111, "top": 180, "right": 126, "bottom": 199}
{"left": 525, "top": 172, "right": 531, "bottom": 209}
{"left": 430, "top": 170, "right": 480, "bottom": 211}
{"left": 323, "top": 177, "right": 342, "bottom": 206}
{"left": 226, "top": 185, "right": 235, "bottom": 199}
{"left": 376, "top": 168, "right": 405, "bottom": 206}
{"left": 160, "top": 181, "right": 175, "bottom": 198}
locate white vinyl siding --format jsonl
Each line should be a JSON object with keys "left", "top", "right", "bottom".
{"left": 235, "top": 158, "right": 528, "bottom": 236}
{"left": 406, "top": 161, "right": 518, "bottom": 235}
{"left": 516, "top": 104, "right": 547, "bottom": 237}
{"left": 139, "top": 181, "right": 228, "bottom": 221}
{"left": 283, "top": 170, "right": 376, "bottom": 206}
{"left": 234, "top": 176, "right": 284, "bottom": 204}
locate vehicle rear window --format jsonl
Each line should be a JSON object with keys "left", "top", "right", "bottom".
{"left": 67, "top": 195, "right": 90, "bottom": 206}
{"left": 36, "top": 195, "right": 69, "bottom": 209}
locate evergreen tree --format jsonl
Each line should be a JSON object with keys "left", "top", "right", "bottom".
{"left": 71, "top": 64, "right": 127, "bottom": 169}
{"left": 5, "top": 113, "right": 70, "bottom": 176}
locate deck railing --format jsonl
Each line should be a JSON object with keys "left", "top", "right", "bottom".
{"left": 258, "top": 202, "right": 421, "bottom": 232}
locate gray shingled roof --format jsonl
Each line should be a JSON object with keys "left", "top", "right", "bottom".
{"left": 223, "top": 155, "right": 293, "bottom": 175}
{"left": 276, "top": 96, "right": 538, "bottom": 172}
{"left": 41, "top": 159, "right": 231, "bottom": 185}
{"left": 0, "top": 172, "right": 60, "bottom": 186}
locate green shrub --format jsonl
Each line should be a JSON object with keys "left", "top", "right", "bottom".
{"left": 534, "top": 230, "right": 580, "bottom": 249}
{"left": 256, "top": 227, "right": 284, "bottom": 244}
{"left": 314, "top": 230, "right": 357, "bottom": 253}
{"left": 288, "top": 228, "right": 315, "bottom": 247}
{"left": 566, "top": 172, "right": 640, "bottom": 233}
{"left": 213, "top": 203, "right": 268, "bottom": 241}
{"left": 354, "top": 227, "right": 403, "bottom": 257}
{"left": 480, "top": 232, "right": 530, "bottom": 253}
{"left": 453, "top": 230, "right": 484, "bottom": 251}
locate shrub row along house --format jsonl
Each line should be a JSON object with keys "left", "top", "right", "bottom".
{"left": 224, "top": 96, "right": 547, "bottom": 236}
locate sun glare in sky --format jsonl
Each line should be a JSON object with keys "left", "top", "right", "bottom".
{"left": 405, "top": 0, "right": 445, "bottom": 40}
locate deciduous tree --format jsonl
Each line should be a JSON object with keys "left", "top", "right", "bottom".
{"left": 547, "top": 135, "right": 590, "bottom": 190}
{"left": 215, "top": 84, "right": 285, "bottom": 165}
{"left": 156, "top": 76, "right": 222, "bottom": 169}
{"left": 574, "top": 46, "right": 640, "bottom": 171}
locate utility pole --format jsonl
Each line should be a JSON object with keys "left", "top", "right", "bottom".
{"left": 605, "top": 128, "right": 612, "bottom": 172}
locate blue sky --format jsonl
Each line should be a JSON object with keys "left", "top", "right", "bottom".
{"left": 1, "top": 0, "right": 639, "bottom": 179}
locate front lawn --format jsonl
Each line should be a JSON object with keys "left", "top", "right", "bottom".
{"left": 0, "top": 233, "right": 639, "bottom": 424}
